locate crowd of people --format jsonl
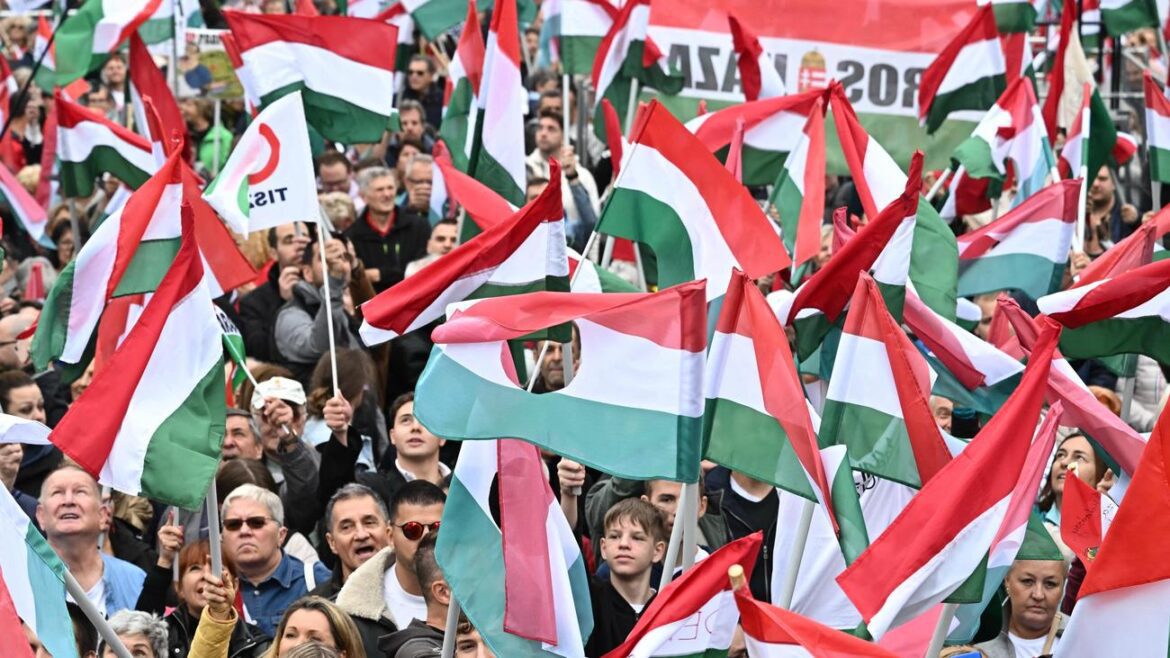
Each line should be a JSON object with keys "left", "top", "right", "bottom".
{"left": 0, "top": 0, "right": 1167, "bottom": 658}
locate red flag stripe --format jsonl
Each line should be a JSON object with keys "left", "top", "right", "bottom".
{"left": 224, "top": 11, "right": 397, "bottom": 72}
{"left": 499, "top": 439, "right": 558, "bottom": 644}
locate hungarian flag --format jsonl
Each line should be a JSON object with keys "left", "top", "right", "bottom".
{"left": 902, "top": 290, "right": 1023, "bottom": 414}
{"left": 1145, "top": 72, "right": 1170, "bottom": 184}
{"left": 917, "top": 5, "right": 1006, "bottom": 134}
{"left": 1100, "top": 0, "right": 1159, "bottom": 35}
{"left": 736, "top": 586, "right": 900, "bottom": 657}
{"left": 49, "top": 205, "right": 226, "bottom": 509}
{"left": 1037, "top": 258, "right": 1170, "bottom": 365}
{"left": 32, "top": 150, "right": 185, "bottom": 373}
{"left": 203, "top": 92, "right": 319, "bottom": 234}
{"left": 994, "top": 295, "right": 1148, "bottom": 479}
{"left": 836, "top": 320, "right": 1059, "bottom": 639}
{"left": 0, "top": 162, "right": 50, "bottom": 248}
{"left": 1058, "top": 407, "right": 1170, "bottom": 655}
{"left": 591, "top": 0, "right": 683, "bottom": 142}
{"left": 567, "top": 249, "right": 639, "bottom": 294}
{"left": 223, "top": 11, "right": 399, "bottom": 144}
{"left": 705, "top": 270, "right": 868, "bottom": 560}
{"left": 0, "top": 487, "right": 75, "bottom": 658}
{"left": 439, "top": 0, "right": 484, "bottom": 173}
{"left": 829, "top": 86, "right": 959, "bottom": 321}
{"left": 1075, "top": 219, "right": 1158, "bottom": 287}
{"left": 470, "top": 0, "right": 528, "bottom": 206}
{"left": 413, "top": 281, "right": 707, "bottom": 482}
{"left": 52, "top": 0, "right": 159, "bottom": 85}
{"left": 359, "top": 163, "right": 568, "bottom": 345}
{"left": 56, "top": 92, "right": 156, "bottom": 197}
{"left": 956, "top": 179, "right": 1080, "bottom": 300}
{"left": 686, "top": 89, "right": 824, "bottom": 186}
{"left": 431, "top": 143, "right": 518, "bottom": 234}
{"left": 602, "top": 533, "right": 763, "bottom": 658}
{"left": 555, "top": 0, "right": 619, "bottom": 75}
{"left": 597, "top": 100, "right": 788, "bottom": 302}
{"left": 728, "top": 13, "right": 785, "bottom": 102}
{"left": 128, "top": 33, "right": 188, "bottom": 156}
{"left": 948, "top": 77, "right": 1057, "bottom": 210}
{"left": 771, "top": 98, "right": 826, "bottom": 268}
{"left": 781, "top": 152, "right": 923, "bottom": 360}
{"left": 215, "top": 306, "right": 250, "bottom": 393}
{"left": 437, "top": 439, "right": 591, "bottom": 657}
{"left": 393, "top": 0, "right": 466, "bottom": 38}
{"left": 991, "top": 0, "right": 1042, "bottom": 32}
{"left": 820, "top": 272, "right": 953, "bottom": 490}
{"left": 1057, "top": 83, "right": 1092, "bottom": 180}
{"left": 1060, "top": 464, "right": 1119, "bottom": 565}
{"left": 373, "top": 3, "right": 419, "bottom": 89}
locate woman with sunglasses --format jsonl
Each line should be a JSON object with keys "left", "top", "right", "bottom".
{"left": 263, "top": 597, "right": 366, "bottom": 658}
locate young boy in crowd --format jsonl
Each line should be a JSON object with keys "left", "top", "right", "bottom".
{"left": 585, "top": 498, "right": 667, "bottom": 658}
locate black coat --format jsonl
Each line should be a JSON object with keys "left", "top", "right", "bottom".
{"left": 345, "top": 207, "right": 430, "bottom": 293}
{"left": 238, "top": 264, "right": 284, "bottom": 363}
{"left": 165, "top": 605, "right": 270, "bottom": 658}
{"left": 584, "top": 578, "right": 654, "bottom": 658}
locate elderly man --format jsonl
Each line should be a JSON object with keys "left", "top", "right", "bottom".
{"left": 977, "top": 558, "right": 1068, "bottom": 657}
{"left": 37, "top": 465, "right": 145, "bottom": 617}
{"left": 223, "top": 408, "right": 264, "bottom": 461}
{"left": 402, "top": 154, "right": 435, "bottom": 219}
{"left": 221, "top": 483, "right": 330, "bottom": 637}
{"left": 345, "top": 167, "right": 430, "bottom": 292}
{"left": 311, "top": 483, "right": 392, "bottom": 600}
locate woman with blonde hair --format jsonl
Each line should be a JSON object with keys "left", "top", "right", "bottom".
{"left": 262, "top": 597, "right": 366, "bottom": 658}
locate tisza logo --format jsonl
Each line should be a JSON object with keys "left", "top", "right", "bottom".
{"left": 247, "top": 123, "right": 289, "bottom": 209}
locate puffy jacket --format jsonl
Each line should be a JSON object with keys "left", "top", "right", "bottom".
{"left": 167, "top": 605, "right": 269, "bottom": 658}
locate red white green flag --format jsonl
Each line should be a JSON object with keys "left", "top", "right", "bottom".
{"left": 414, "top": 281, "right": 708, "bottom": 482}
{"left": 1144, "top": 71, "right": 1170, "bottom": 183}
{"left": 56, "top": 92, "right": 155, "bottom": 197}
{"left": 836, "top": 321, "right": 1059, "bottom": 639}
{"left": 439, "top": 0, "right": 484, "bottom": 173}
{"left": 359, "top": 163, "right": 568, "bottom": 344}
{"left": 471, "top": 0, "right": 528, "bottom": 206}
{"left": 770, "top": 99, "right": 826, "bottom": 268}
{"left": 52, "top": 0, "right": 160, "bottom": 85}
{"left": 1058, "top": 407, "right": 1170, "bottom": 656}
{"left": 48, "top": 207, "right": 226, "bottom": 509}
{"left": 736, "top": 586, "right": 900, "bottom": 657}
{"left": 917, "top": 5, "right": 1006, "bottom": 134}
{"left": 598, "top": 100, "right": 788, "bottom": 302}
{"left": 602, "top": 533, "right": 764, "bottom": 658}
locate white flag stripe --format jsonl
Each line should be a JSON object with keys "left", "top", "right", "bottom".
{"left": 239, "top": 41, "right": 396, "bottom": 113}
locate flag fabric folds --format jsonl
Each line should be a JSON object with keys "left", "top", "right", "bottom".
{"left": 223, "top": 11, "right": 399, "bottom": 144}
{"left": 471, "top": 0, "right": 529, "bottom": 206}
{"left": 728, "top": 13, "right": 785, "bottom": 102}
{"left": 736, "top": 585, "right": 901, "bottom": 657}
{"left": 437, "top": 439, "right": 592, "bottom": 657}
{"left": 439, "top": 0, "right": 485, "bottom": 173}
{"left": 359, "top": 162, "right": 568, "bottom": 344}
{"left": 48, "top": 206, "right": 226, "bottom": 509}
{"left": 602, "top": 533, "right": 764, "bottom": 658}
{"left": 56, "top": 92, "right": 155, "bottom": 197}
{"left": 917, "top": 5, "right": 1006, "bottom": 134}
{"left": 598, "top": 100, "right": 788, "bottom": 302}
{"left": 53, "top": 0, "right": 159, "bottom": 85}
{"left": 413, "top": 280, "right": 708, "bottom": 482}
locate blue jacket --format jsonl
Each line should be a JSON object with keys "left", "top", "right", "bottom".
{"left": 240, "top": 552, "right": 331, "bottom": 637}
{"left": 100, "top": 552, "right": 146, "bottom": 616}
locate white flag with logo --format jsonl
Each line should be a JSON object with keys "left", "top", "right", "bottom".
{"left": 203, "top": 91, "right": 318, "bottom": 233}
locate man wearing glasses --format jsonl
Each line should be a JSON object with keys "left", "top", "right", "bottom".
{"left": 402, "top": 55, "right": 443, "bottom": 131}
{"left": 336, "top": 480, "right": 445, "bottom": 653}
{"left": 221, "top": 483, "right": 331, "bottom": 636}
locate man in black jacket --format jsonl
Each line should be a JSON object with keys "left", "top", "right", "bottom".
{"left": 345, "top": 167, "right": 429, "bottom": 293}
{"left": 378, "top": 533, "right": 448, "bottom": 658}
{"left": 238, "top": 222, "right": 309, "bottom": 362}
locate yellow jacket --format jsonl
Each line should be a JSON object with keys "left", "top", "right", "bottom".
{"left": 188, "top": 606, "right": 239, "bottom": 658}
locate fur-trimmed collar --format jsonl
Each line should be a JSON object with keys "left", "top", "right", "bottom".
{"left": 335, "top": 547, "right": 395, "bottom": 622}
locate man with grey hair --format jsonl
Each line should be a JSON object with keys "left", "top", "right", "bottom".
{"left": 346, "top": 165, "right": 429, "bottom": 292}
{"left": 403, "top": 154, "right": 434, "bottom": 217}
{"left": 105, "top": 610, "right": 168, "bottom": 658}
{"left": 310, "top": 483, "right": 392, "bottom": 599}
{"left": 221, "top": 483, "right": 330, "bottom": 636}
{"left": 223, "top": 408, "right": 264, "bottom": 461}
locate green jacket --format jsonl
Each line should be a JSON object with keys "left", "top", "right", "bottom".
{"left": 195, "top": 124, "right": 234, "bottom": 176}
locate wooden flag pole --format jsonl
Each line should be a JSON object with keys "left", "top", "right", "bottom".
{"left": 776, "top": 497, "right": 816, "bottom": 609}
{"left": 657, "top": 484, "right": 689, "bottom": 591}
{"left": 64, "top": 570, "right": 134, "bottom": 658}
{"left": 206, "top": 478, "right": 224, "bottom": 577}
{"left": 924, "top": 602, "right": 959, "bottom": 658}
{"left": 439, "top": 595, "right": 462, "bottom": 658}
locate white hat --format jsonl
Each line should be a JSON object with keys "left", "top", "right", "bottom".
{"left": 251, "top": 376, "right": 306, "bottom": 409}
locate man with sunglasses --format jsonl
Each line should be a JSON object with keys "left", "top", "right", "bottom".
{"left": 401, "top": 55, "right": 442, "bottom": 131}
{"left": 221, "top": 484, "right": 330, "bottom": 636}
{"left": 336, "top": 480, "right": 446, "bottom": 656}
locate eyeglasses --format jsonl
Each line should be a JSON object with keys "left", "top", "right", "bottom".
{"left": 223, "top": 516, "right": 273, "bottom": 532}
{"left": 409, "top": 70, "right": 428, "bottom": 76}
{"left": 396, "top": 520, "right": 440, "bottom": 541}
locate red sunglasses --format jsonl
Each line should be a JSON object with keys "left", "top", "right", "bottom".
{"left": 396, "top": 520, "right": 440, "bottom": 541}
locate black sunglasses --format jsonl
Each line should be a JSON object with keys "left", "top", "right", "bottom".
{"left": 223, "top": 516, "right": 273, "bottom": 532}
{"left": 396, "top": 520, "right": 440, "bottom": 541}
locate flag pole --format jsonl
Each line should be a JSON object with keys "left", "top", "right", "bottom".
{"left": 439, "top": 595, "right": 462, "bottom": 658}
{"left": 63, "top": 570, "right": 134, "bottom": 658}
{"left": 624, "top": 78, "right": 640, "bottom": 135}
{"left": 206, "top": 477, "right": 224, "bottom": 577}
{"left": 924, "top": 602, "right": 959, "bottom": 658}
{"left": 212, "top": 98, "right": 223, "bottom": 177}
{"left": 1073, "top": 100, "right": 1091, "bottom": 254}
{"left": 926, "top": 165, "right": 957, "bottom": 202}
{"left": 316, "top": 211, "right": 342, "bottom": 397}
{"left": 657, "top": 482, "right": 689, "bottom": 590}
{"left": 680, "top": 480, "right": 699, "bottom": 570}
{"left": 776, "top": 497, "right": 815, "bottom": 608}
{"left": 632, "top": 245, "right": 648, "bottom": 291}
